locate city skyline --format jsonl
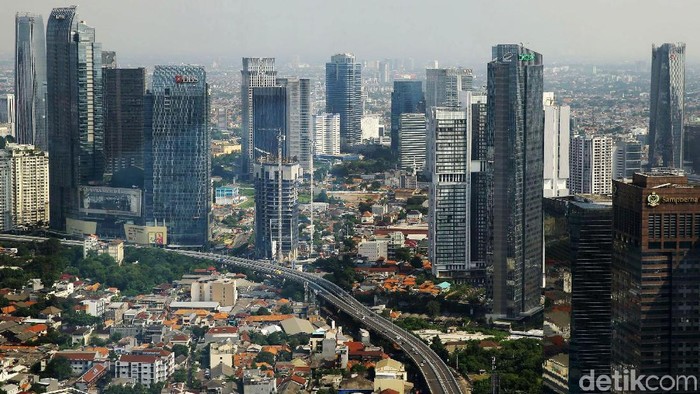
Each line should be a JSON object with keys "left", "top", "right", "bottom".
{"left": 3, "top": 1, "right": 700, "bottom": 66}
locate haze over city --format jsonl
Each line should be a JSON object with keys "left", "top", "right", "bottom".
{"left": 2, "top": 0, "right": 700, "bottom": 65}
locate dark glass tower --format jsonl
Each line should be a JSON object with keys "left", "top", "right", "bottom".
{"left": 253, "top": 86, "right": 287, "bottom": 160}
{"left": 326, "top": 53, "right": 362, "bottom": 149}
{"left": 241, "top": 58, "right": 276, "bottom": 178}
{"left": 46, "top": 6, "right": 104, "bottom": 230}
{"left": 648, "top": 43, "right": 685, "bottom": 169}
{"left": 390, "top": 80, "right": 424, "bottom": 155}
{"left": 488, "top": 44, "right": 544, "bottom": 319}
{"left": 103, "top": 68, "right": 146, "bottom": 175}
{"left": 470, "top": 93, "right": 490, "bottom": 269}
{"left": 145, "top": 66, "right": 210, "bottom": 247}
{"left": 15, "top": 13, "right": 47, "bottom": 151}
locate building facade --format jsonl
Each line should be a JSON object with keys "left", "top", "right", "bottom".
{"left": 314, "top": 113, "right": 340, "bottom": 155}
{"left": 612, "top": 173, "right": 700, "bottom": 383}
{"left": 612, "top": 138, "right": 642, "bottom": 181}
{"left": 648, "top": 43, "right": 685, "bottom": 169}
{"left": 253, "top": 86, "right": 287, "bottom": 161}
{"left": 569, "top": 135, "right": 613, "bottom": 195}
{"left": 488, "top": 44, "right": 544, "bottom": 318}
{"left": 6, "top": 144, "right": 49, "bottom": 228}
{"left": 103, "top": 68, "right": 146, "bottom": 175}
{"left": 191, "top": 276, "right": 238, "bottom": 307}
{"left": 254, "top": 159, "right": 300, "bottom": 261}
{"left": 241, "top": 58, "right": 276, "bottom": 177}
{"left": 428, "top": 107, "right": 471, "bottom": 278}
{"left": 543, "top": 97, "right": 570, "bottom": 197}
{"left": 15, "top": 13, "right": 47, "bottom": 150}
{"left": 390, "top": 80, "right": 424, "bottom": 155}
{"left": 470, "top": 93, "right": 490, "bottom": 270}
{"left": 144, "top": 65, "right": 210, "bottom": 247}
{"left": 425, "top": 68, "right": 473, "bottom": 111}
{"left": 326, "top": 53, "right": 362, "bottom": 149}
{"left": 397, "top": 113, "right": 427, "bottom": 172}
{"left": 277, "top": 77, "right": 312, "bottom": 173}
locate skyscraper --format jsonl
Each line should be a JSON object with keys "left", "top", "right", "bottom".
{"left": 612, "top": 138, "right": 642, "bottom": 181}
{"left": 15, "top": 13, "right": 47, "bottom": 150}
{"left": 254, "top": 159, "right": 300, "bottom": 261}
{"left": 488, "top": 44, "right": 544, "bottom": 319}
{"left": 5, "top": 143, "right": 50, "bottom": 228}
{"left": 241, "top": 58, "right": 276, "bottom": 177}
{"left": 425, "top": 68, "right": 473, "bottom": 111}
{"left": 398, "top": 113, "right": 427, "bottom": 172}
{"left": 103, "top": 68, "right": 146, "bottom": 175}
{"left": 612, "top": 172, "right": 700, "bottom": 381}
{"left": 569, "top": 135, "right": 613, "bottom": 195}
{"left": 0, "top": 153, "right": 11, "bottom": 231}
{"left": 252, "top": 86, "right": 287, "bottom": 160}
{"left": 314, "top": 113, "right": 340, "bottom": 155}
{"left": 0, "top": 95, "right": 14, "bottom": 138}
{"left": 277, "top": 77, "right": 312, "bottom": 173}
{"left": 144, "top": 66, "right": 210, "bottom": 247}
{"left": 648, "top": 43, "right": 685, "bottom": 169}
{"left": 543, "top": 95, "right": 570, "bottom": 197}
{"left": 326, "top": 53, "right": 362, "bottom": 149}
{"left": 427, "top": 106, "right": 471, "bottom": 278}
{"left": 470, "top": 93, "right": 490, "bottom": 272}
{"left": 390, "top": 80, "right": 424, "bottom": 155}
{"left": 46, "top": 6, "right": 104, "bottom": 230}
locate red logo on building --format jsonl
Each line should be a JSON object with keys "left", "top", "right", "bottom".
{"left": 175, "top": 75, "right": 198, "bottom": 84}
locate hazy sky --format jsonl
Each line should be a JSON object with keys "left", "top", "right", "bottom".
{"left": 2, "top": 0, "right": 700, "bottom": 67}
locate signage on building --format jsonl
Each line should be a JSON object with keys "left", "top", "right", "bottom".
{"left": 647, "top": 192, "right": 699, "bottom": 207}
{"left": 175, "top": 75, "right": 198, "bottom": 84}
{"left": 519, "top": 53, "right": 535, "bottom": 61}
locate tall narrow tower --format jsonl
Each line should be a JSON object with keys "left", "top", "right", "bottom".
{"left": 326, "top": 53, "right": 362, "bottom": 149}
{"left": 15, "top": 13, "right": 47, "bottom": 150}
{"left": 241, "top": 58, "right": 276, "bottom": 178}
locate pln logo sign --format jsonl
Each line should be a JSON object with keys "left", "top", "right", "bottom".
{"left": 175, "top": 75, "right": 198, "bottom": 84}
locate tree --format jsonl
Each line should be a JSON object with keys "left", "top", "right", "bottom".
{"left": 427, "top": 301, "right": 441, "bottom": 318}
{"left": 394, "top": 248, "right": 411, "bottom": 262}
{"left": 358, "top": 202, "right": 373, "bottom": 213}
{"left": 172, "top": 344, "right": 189, "bottom": 358}
{"left": 410, "top": 256, "right": 424, "bottom": 268}
{"left": 41, "top": 357, "right": 72, "bottom": 380}
{"left": 254, "top": 307, "right": 271, "bottom": 316}
{"left": 278, "top": 303, "right": 293, "bottom": 315}
{"left": 430, "top": 336, "right": 449, "bottom": 360}
{"left": 173, "top": 369, "right": 187, "bottom": 383}
{"left": 254, "top": 351, "right": 275, "bottom": 365}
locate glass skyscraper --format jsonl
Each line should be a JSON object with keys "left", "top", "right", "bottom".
{"left": 253, "top": 86, "right": 287, "bottom": 161}
{"left": 241, "top": 58, "right": 276, "bottom": 178}
{"left": 326, "top": 53, "right": 362, "bottom": 149}
{"left": 648, "top": 42, "right": 685, "bottom": 169}
{"left": 277, "top": 77, "right": 312, "bottom": 173}
{"left": 145, "top": 66, "right": 210, "bottom": 247}
{"left": 46, "top": 6, "right": 103, "bottom": 230}
{"left": 391, "top": 80, "right": 424, "bottom": 156}
{"left": 488, "top": 44, "right": 544, "bottom": 319}
{"left": 15, "top": 13, "right": 47, "bottom": 151}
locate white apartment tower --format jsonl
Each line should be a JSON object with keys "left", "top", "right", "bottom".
{"left": 314, "top": 113, "right": 340, "bottom": 155}
{"left": 543, "top": 94, "right": 570, "bottom": 197}
{"left": 569, "top": 135, "right": 613, "bottom": 195}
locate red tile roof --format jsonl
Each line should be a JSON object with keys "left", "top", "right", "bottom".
{"left": 55, "top": 352, "right": 96, "bottom": 361}
{"left": 207, "top": 326, "right": 238, "bottom": 334}
{"left": 119, "top": 354, "right": 159, "bottom": 363}
{"left": 79, "top": 363, "right": 107, "bottom": 384}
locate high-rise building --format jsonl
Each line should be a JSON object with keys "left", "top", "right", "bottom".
{"left": 241, "top": 58, "right": 276, "bottom": 177}
{"left": 253, "top": 86, "right": 287, "bottom": 160}
{"left": 569, "top": 135, "right": 613, "bottom": 195}
{"left": 15, "top": 13, "right": 47, "bottom": 150}
{"left": 488, "top": 44, "right": 544, "bottom": 319}
{"left": 390, "top": 80, "right": 424, "bottom": 155}
{"left": 566, "top": 197, "right": 612, "bottom": 394}
{"left": 5, "top": 144, "right": 49, "bottom": 229}
{"left": 326, "top": 53, "right": 362, "bottom": 149}
{"left": 649, "top": 43, "right": 685, "bottom": 169}
{"left": 0, "top": 153, "right": 11, "bottom": 231}
{"left": 254, "top": 158, "right": 300, "bottom": 261}
{"left": 101, "top": 51, "right": 116, "bottom": 69}
{"left": 612, "top": 138, "right": 642, "bottom": 181}
{"left": 543, "top": 95, "right": 570, "bottom": 197}
{"left": 425, "top": 68, "right": 473, "bottom": 111}
{"left": 277, "top": 77, "right": 312, "bottom": 173}
{"left": 470, "top": 93, "right": 490, "bottom": 272}
{"left": 0, "top": 95, "right": 14, "bottom": 138}
{"left": 103, "top": 68, "right": 146, "bottom": 175}
{"left": 314, "top": 113, "right": 340, "bottom": 155}
{"left": 398, "top": 113, "right": 427, "bottom": 172}
{"left": 46, "top": 6, "right": 104, "bottom": 230}
{"left": 612, "top": 172, "right": 700, "bottom": 382}
{"left": 427, "top": 106, "right": 471, "bottom": 278}
{"left": 144, "top": 65, "right": 210, "bottom": 247}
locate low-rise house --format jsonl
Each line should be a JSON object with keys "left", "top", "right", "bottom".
{"left": 54, "top": 351, "right": 97, "bottom": 376}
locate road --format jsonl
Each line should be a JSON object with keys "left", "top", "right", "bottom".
{"left": 0, "top": 234, "right": 464, "bottom": 394}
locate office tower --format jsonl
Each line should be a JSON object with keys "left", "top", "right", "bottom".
{"left": 648, "top": 43, "right": 685, "bottom": 169}
{"left": 277, "top": 77, "right": 312, "bottom": 173}
{"left": 103, "top": 68, "right": 146, "bottom": 175}
{"left": 145, "top": 66, "right": 210, "bottom": 247}
{"left": 425, "top": 68, "right": 473, "bottom": 111}
{"left": 326, "top": 53, "right": 362, "bottom": 149}
{"left": 684, "top": 121, "right": 700, "bottom": 173}
{"left": 543, "top": 96, "right": 570, "bottom": 197}
{"left": 567, "top": 197, "right": 612, "bottom": 394}
{"left": 390, "top": 80, "right": 424, "bottom": 155}
{"left": 314, "top": 113, "right": 340, "bottom": 155}
{"left": 252, "top": 86, "right": 287, "bottom": 160}
{"left": 101, "top": 51, "right": 116, "bottom": 69}
{"left": 488, "top": 44, "right": 544, "bottom": 318}
{"left": 612, "top": 138, "right": 642, "bottom": 180}
{"left": 15, "top": 13, "right": 47, "bottom": 150}
{"left": 254, "top": 159, "right": 300, "bottom": 261}
{"left": 569, "top": 135, "right": 613, "bottom": 195}
{"left": 612, "top": 172, "right": 700, "bottom": 381}
{"left": 5, "top": 144, "right": 49, "bottom": 228}
{"left": 0, "top": 153, "right": 11, "bottom": 231}
{"left": 0, "top": 95, "right": 14, "bottom": 138}
{"left": 427, "top": 106, "right": 471, "bottom": 278}
{"left": 241, "top": 58, "right": 276, "bottom": 177}
{"left": 470, "top": 93, "right": 490, "bottom": 271}
{"left": 46, "top": 6, "right": 104, "bottom": 230}
{"left": 398, "top": 113, "right": 427, "bottom": 172}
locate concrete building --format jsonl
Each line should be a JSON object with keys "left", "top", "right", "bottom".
{"left": 569, "top": 135, "right": 613, "bottom": 195}
{"left": 398, "top": 113, "right": 427, "bottom": 172}
{"left": 425, "top": 68, "right": 473, "bottom": 111}
{"left": 360, "top": 114, "right": 382, "bottom": 142}
{"left": 612, "top": 138, "right": 642, "bottom": 181}
{"left": 209, "top": 340, "right": 236, "bottom": 369}
{"left": 543, "top": 94, "right": 570, "bottom": 197}
{"left": 4, "top": 144, "right": 49, "bottom": 228}
{"left": 190, "top": 276, "right": 238, "bottom": 307}
{"left": 357, "top": 239, "right": 388, "bottom": 261}
{"left": 114, "top": 352, "right": 174, "bottom": 386}
{"left": 0, "top": 153, "right": 11, "bottom": 231}
{"left": 314, "top": 113, "right": 340, "bottom": 155}
{"left": 391, "top": 80, "right": 425, "bottom": 155}
{"left": 277, "top": 77, "right": 312, "bottom": 173}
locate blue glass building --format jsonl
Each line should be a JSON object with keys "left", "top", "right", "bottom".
{"left": 390, "top": 80, "right": 424, "bottom": 155}
{"left": 326, "top": 53, "right": 362, "bottom": 149}
{"left": 253, "top": 86, "right": 287, "bottom": 160}
{"left": 145, "top": 66, "right": 210, "bottom": 247}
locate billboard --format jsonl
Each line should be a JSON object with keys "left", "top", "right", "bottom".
{"left": 66, "top": 218, "right": 97, "bottom": 236}
{"left": 124, "top": 224, "right": 168, "bottom": 245}
{"left": 79, "top": 186, "right": 142, "bottom": 217}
